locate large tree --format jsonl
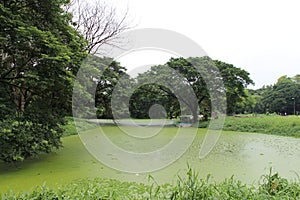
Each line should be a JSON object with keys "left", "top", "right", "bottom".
{"left": 214, "top": 60, "right": 254, "bottom": 114}
{"left": 128, "top": 57, "right": 253, "bottom": 121}
{"left": 0, "top": 0, "right": 86, "bottom": 162}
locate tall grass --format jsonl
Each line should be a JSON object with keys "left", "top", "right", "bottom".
{"left": 2, "top": 167, "right": 300, "bottom": 199}
{"left": 223, "top": 115, "right": 300, "bottom": 137}
{"left": 197, "top": 115, "right": 300, "bottom": 137}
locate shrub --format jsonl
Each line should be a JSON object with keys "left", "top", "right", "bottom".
{"left": 0, "top": 116, "right": 62, "bottom": 163}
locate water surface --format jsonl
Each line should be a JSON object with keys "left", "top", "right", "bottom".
{"left": 1, "top": 128, "right": 300, "bottom": 192}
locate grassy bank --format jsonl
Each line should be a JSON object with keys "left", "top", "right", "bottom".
{"left": 2, "top": 168, "right": 300, "bottom": 199}
{"left": 222, "top": 115, "right": 300, "bottom": 137}
{"left": 197, "top": 115, "right": 300, "bottom": 137}
{"left": 66, "top": 115, "right": 300, "bottom": 138}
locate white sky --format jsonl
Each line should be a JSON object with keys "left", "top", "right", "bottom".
{"left": 109, "top": 0, "right": 300, "bottom": 89}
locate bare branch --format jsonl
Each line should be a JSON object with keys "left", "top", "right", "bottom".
{"left": 67, "top": 0, "right": 132, "bottom": 55}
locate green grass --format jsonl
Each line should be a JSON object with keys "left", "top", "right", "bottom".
{"left": 65, "top": 115, "right": 300, "bottom": 138}
{"left": 222, "top": 115, "right": 300, "bottom": 137}
{"left": 197, "top": 115, "right": 300, "bottom": 137}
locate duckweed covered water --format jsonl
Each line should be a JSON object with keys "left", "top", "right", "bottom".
{"left": 1, "top": 127, "right": 300, "bottom": 192}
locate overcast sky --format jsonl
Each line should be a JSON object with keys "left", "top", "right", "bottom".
{"left": 109, "top": 0, "right": 300, "bottom": 89}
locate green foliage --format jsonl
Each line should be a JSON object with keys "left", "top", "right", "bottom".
{"left": 171, "top": 167, "right": 256, "bottom": 199}
{"left": 0, "top": 0, "right": 86, "bottom": 162}
{"left": 0, "top": 116, "right": 62, "bottom": 163}
{"left": 130, "top": 57, "right": 253, "bottom": 120}
{"left": 235, "top": 89, "right": 256, "bottom": 114}
{"left": 95, "top": 58, "right": 131, "bottom": 119}
{"left": 61, "top": 117, "right": 98, "bottom": 137}
{"left": 73, "top": 55, "right": 131, "bottom": 119}
{"left": 197, "top": 120, "right": 210, "bottom": 128}
{"left": 214, "top": 60, "right": 254, "bottom": 114}
{"left": 0, "top": 84, "right": 14, "bottom": 119}
{"left": 2, "top": 168, "right": 300, "bottom": 199}
{"left": 248, "top": 75, "right": 300, "bottom": 115}
{"left": 259, "top": 168, "right": 289, "bottom": 196}
{"left": 129, "top": 83, "right": 180, "bottom": 119}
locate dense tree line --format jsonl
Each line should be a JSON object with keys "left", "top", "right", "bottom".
{"left": 249, "top": 75, "right": 300, "bottom": 115}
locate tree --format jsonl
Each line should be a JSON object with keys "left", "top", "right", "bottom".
{"left": 95, "top": 58, "right": 131, "bottom": 119}
{"left": 73, "top": 55, "right": 133, "bottom": 119}
{"left": 129, "top": 57, "right": 253, "bottom": 121}
{"left": 67, "top": 0, "right": 131, "bottom": 54}
{"left": 261, "top": 75, "right": 300, "bottom": 115}
{"left": 129, "top": 83, "right": 181, "bottom": 119}
{"left": 234, "top": 89, "right": 256, "bottom": 114}
{"left": 0, "top": 0, "right": 86, "bottom": 162}
{"left": 251, "top": 94, "right": 264, "bottom": 114}
{"left": 129, "top": 61, "right": 201, "bottom": 122}
{"left": 0, "top": 82, "right": 14, "bottom": 119}
{"left": 213, "top": 60, "right": 254, "bottom": 114}
{"left": 67, "top": 0, "right": 133, "bottom": 118}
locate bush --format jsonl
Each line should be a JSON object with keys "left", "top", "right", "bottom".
{"left": 0, "top": 116, "right": 62, "bottom": 163}
{"left": 61, "top": 117, "right": 98, "bottom": 137}
{"left": 197, "top": 120, "right": 209, "bottom": 128}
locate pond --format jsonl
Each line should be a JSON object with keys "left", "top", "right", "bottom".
{"left": 94, "top": 127, "right": 300, "bottom": 185}
{"left": 169, "top": 130, "right": 300, "bottom": 185}
{"left": 1, "top": 127, "right": 300, "bottom": 192}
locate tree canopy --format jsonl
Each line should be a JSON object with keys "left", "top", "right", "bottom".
{"left": 118, "top": 57, "right": 253, "bottom": 122}
{"left": 0, "top": 0, "right": 132, "bottom": 162}
{"left": 0, "top": 0, "right": 86, "bottom": 162}
{"left": 262, "top": 75, "right": 300, "bottom": 115}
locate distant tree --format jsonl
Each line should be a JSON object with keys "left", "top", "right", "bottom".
{"left": 248, "top": 85, "right": 273, "bottom": 114}
{"left": 252, "top": 94, "right": 264, "bottom": 114}
{"left": 235, "top": 89, "right": 256, "bottom": 114}
{"left": 95, "top": 58, "right": 131, "bottom": 119}
{"left": 129, "top": 57, "right": 253, "bottom": 121}
{"left": 213, "top": 60, "right": 254, "bottom": 114}
{"left": 292, "top": 74, "right": 300, "bottom": 84}
{"left": 129, "top": 81, "right": 181, "bottom": 119}
{"left": 262, "top": 75, "right": 300, "bottom": 115}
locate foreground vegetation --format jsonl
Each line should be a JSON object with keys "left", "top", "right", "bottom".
{"left": 2, "top": 167, "right": 300, "bottom": 199}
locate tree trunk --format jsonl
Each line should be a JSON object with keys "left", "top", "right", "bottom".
{"left": 20, "top": 88, "right": 25, "bottom": 113}
{"left": 12, "top": 86, "right": 20, "bottom": 112}
{"left": 192, "top": 110, "right": 198, "bottom": 123}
